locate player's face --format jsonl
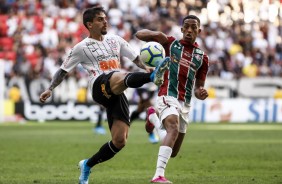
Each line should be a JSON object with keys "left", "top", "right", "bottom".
{"left": 89, "top": 12, "right": 108, "bottom": 35}
{"left": 181, "top": 19, "right": 201, "bottom": 44}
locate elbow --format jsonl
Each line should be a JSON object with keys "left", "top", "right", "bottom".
{"left": 135, "top": 31, "right": 142, "bottom": 39}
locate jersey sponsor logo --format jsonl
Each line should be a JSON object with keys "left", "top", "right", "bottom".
{"left": 183, "top": 51, "right": 192, "bottom": 58}
{"left": 101, "top": 84, "right": 111, "bottom": 99}
{"left": 99, "top": 59, "right": 120, "bottom": 71}
{"left": 86, "top": 41, "right": 96, "bottom": 46}
{"left": 97, "top": 54, "right": 118, "bottom": 61}
{"left": 179, "top": 58, "right": 196, "bottom": 70}
{"left": 91, "top": 48, "right": 98, "bottom": 52}
{"left": 173, "top": 44, "right": 182, "bottom": 50}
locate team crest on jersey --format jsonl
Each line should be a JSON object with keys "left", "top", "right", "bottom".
{"left": 106, "top": 39, "right": 118, "bottom": 50}
{"left": 193, "top": 54, "right": 202, "bottom": 61}
{"left": 194, "top": 48, "right": 204, "bottom": 54}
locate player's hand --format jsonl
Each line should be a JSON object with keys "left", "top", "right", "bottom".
{"left": 144, "top": 66, "right": 154, "bottom": 73}
{"left": 195, "top": 87, "right": 208, "bottom": 100}
{"left": 39, "top": 89, "right": 52, "bottom": 103}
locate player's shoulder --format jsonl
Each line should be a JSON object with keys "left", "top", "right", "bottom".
{"left": 166, "top": 36, "right": 176, "bottom": 43}
{"left": 72, "top": 38, "right": 89, "bottom": 50}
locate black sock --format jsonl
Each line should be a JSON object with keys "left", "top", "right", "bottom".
{"left": 86, "top": 141, "right": 120, "bottom": 167}
{"left": 124, "top": 72, "right": 152, "bottom": 88}
{"left": 130, "top": 111, "right": 140, "bottom": 121}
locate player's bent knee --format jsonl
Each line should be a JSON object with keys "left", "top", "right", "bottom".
{"left": 112, "top": 137, "right": 127, "bottom": 149}
{"left": 165, "top": 121, "right": 179, "bottom": 135}
{"left": 110, "top": 72, "right": 127, "bottom": 95}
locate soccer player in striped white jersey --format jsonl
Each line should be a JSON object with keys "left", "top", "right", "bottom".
{"left": 39, "top": 6, "right": 170, "bottom": 184}
{"left": 136, "top": 15, "right": 209, "bottom": 183}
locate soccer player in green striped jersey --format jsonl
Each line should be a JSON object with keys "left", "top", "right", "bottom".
{"left": 136, "top": 15, "right": 209, "bottom": 183}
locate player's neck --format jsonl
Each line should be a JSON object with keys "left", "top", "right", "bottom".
{"left": 89, "top": 34, "right": 104, "bottom": 41}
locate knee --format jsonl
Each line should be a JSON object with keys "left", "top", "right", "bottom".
{"left": 112, "top": 137, "right": 127, "bottom": 149}
{"left": 110, "top": 73, "right": 127, "bottom": 95}
{"left": 165, "top": 118, "right": 179, "bottom": 136}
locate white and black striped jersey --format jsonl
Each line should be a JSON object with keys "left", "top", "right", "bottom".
{"left": 60, "top": 35, "right": 138, "bottom": 92}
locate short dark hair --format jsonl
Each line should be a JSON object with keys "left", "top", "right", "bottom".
{"left": 83, "top": 6, "right": 106, "bottom": 29}
{"left": 182, "top": 15, "right": 200, "bottom": 26}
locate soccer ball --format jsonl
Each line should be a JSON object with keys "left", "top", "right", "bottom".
{"left": 140, "top": 41, "right": 165, "bottom": 67}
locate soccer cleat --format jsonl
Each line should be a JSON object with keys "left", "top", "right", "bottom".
{"left": 78, "top": 159, "right": 91, "bottom": 184}
{"left": 94, "top": 126, "right": 106, "bottom": 135}
{"left": 150, "top": 57, "right": 171, "bottom": 86}
{"left": 149, "top": 132, "right": 159, "bottom": 144}
{"left": 145, "top": 106, "right": 156, "bottom": 133}
{"left": 151, "top": 176, "right": 173, "bottom": 183}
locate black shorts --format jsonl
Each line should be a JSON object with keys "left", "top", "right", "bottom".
{"left": 92, "top": 71, "right": 130, "bottom": 129}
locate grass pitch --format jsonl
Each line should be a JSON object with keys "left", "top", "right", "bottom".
{"left": 0, "top": 122, "right": 282, "bottom": 184}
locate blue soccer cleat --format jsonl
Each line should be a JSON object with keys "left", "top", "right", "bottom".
{"left": 94, "top": 126, "right": 106, "bottom": 135}
{"left": 78, "top": 159, "right": 91, "bottom": 184}
{"left": 150, "top": 57, "right": 171, "bottom": 86}
{"left": 149, "top": 132, "right": 159, "bottom": 144}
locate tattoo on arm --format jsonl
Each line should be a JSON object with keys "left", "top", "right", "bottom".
{"left": 48, "top": 69, "right": 68, "bottom": 91}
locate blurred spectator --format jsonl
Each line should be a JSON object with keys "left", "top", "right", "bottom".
{"left": 8, "top": 84, "right": 21, "bottom": 102}
{"left": 1, "top": 0, "right": 281, "bottom": 101}
{"left": 273, "top": 86, "right": 282, "bottom": 99}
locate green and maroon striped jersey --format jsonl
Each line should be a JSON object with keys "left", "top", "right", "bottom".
{"left": 158, "top": 36, "right": 209, "bottom": 103}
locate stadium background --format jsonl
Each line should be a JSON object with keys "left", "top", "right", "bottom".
{"left": 1, "top": 0, "right": 282, "bottom": 123}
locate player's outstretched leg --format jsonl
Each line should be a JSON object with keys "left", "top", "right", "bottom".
{"left": 150, "top": 57, "right": 171, "bottom": 86}
{"left": 78, "top": 159, "right": 91, "bottom": 184}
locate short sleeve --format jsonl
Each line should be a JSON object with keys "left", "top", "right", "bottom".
{"left": 196, "top": 54, "right": 209, "bottom": 81}
{"left": 118, "top": 36, "right": 138, "bottom": 61}
{"left": 162, "top": 36, "right": 175, "bottom": 57}
{"left": 60, "top": 45, "right": 82, "bottom": 72}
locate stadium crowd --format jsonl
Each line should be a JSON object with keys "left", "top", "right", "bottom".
{"left": 1, "top": 0, "right": 282, "bottom": 93}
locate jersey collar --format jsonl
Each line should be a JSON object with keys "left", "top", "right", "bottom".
{"left": 179, "top": 39, "right": 199, "bottom": 48}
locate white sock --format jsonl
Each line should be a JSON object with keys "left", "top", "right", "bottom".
{"left": 153, "top": 146, "right": 172, "bottom": 179}
{"left": 149, "top": 113, "right": 167, "bottom": 141}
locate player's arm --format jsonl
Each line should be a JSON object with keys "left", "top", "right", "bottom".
{"left": 194, "top": 79, "right": 208, "bottom": 100}
{"left": 194, "top": 54, "right": 209, "bottom": 100}
{"left": 48, "top": 69, "right": 68, "bottom": 91}
{"left": 39, "top": 69, "right": 68, "bottom": 103}
{"left": 132, "top": 56, "right": 154, "bottom": 73}
{"left": 135, "top": 29, "right": 169, "bottom": 45}
{"left": 118, "top": 35, "right": 153, "bottom": 72}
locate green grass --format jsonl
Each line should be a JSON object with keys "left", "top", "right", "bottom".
{"left": 0, "top": 122, "right": 282, "bottom": 184}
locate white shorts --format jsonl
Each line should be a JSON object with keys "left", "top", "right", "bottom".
{"left": 156, "top": 95, "right": 191, "bottom": 133}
